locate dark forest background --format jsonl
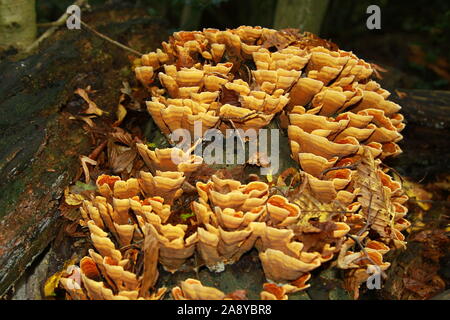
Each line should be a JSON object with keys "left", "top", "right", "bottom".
{"left": 35, "top": 0, "right": 450, "bottom": 91}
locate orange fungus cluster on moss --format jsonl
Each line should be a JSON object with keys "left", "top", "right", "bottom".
{"left": 60, "top": 27, "right": 409, "bottom": 300}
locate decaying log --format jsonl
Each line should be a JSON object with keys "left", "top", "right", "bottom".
{"left": 0, "top": 0, "right": 37, "bottom": 50}
{"left": 0, "top": 7, "right": 168, "bottom": 296}
{"left": 388, "top": 89, "right": 450, "bottom": 181}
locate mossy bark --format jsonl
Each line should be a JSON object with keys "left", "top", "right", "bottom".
{"left": 0, "top": 6, "right": 168, "bottom": 297}
{"left": 273, "top": 0, "right": 329, "bottom": 35}
{"left": 0, "top": 0, "right": 36, "bottom": 50}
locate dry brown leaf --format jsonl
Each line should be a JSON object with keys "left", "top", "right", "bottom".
{"left": 68, "top": 115, "right": 96, "bottom": 128}
{"left": 402, "top": 178, "right": 433, "bottom": 211}
{"left": 64, "top": 187, "right": 86, "bottom": 206}
{"left": 107, "top": 129, "right": 138, "bottom": 174}
{"left": 353, "top": 147, "right": 401, "bottom": 244}
{"left": 371, "top": 63, "right": 388, "bottom": 80}
{"left": 80, "top": 155, "right": 97, "bottom": 183}
{"left": 395, "top": 90, "right": 408, "bottom": 99}
{"left": 225, "top": 290, "right": 248, "bottom": 300}
{"left": 75, "top": 86, "right": 106, "bottom": 116}
{"left": 113, "top": 94, "right": 127, "bottom": 127}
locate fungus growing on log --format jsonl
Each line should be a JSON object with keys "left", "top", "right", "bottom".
{"left": 58, "top": 26, "right": 409, "bottom": 300}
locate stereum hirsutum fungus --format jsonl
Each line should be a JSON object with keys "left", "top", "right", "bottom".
{"left": 61, "top": 26, "right": 409, "bottom": 300}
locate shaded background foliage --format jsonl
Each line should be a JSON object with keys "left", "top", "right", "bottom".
{"left": 35, "top": 0, "right": 450, "bottom": 90}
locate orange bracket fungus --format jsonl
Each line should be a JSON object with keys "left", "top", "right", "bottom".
{"left": 60, "top": 26, "right": 409, "bottom": 300}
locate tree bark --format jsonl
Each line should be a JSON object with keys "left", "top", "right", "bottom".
{"left": 0, "top": 8, "right": 168, "bottom": 297}
{"left": 387, "top": 89, "right": 450, "bottom": 181}
{"left": 0, "top": 0, "right": 36, "bottom": 50}
{"left": 273, "top": 0, "right": 329, "bottom": 35}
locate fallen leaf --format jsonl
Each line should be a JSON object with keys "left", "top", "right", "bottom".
{"left": 120, "top": 81, "right": 135, "bottom": 96}
{"left": 113, "top": 94, "right": 127, "bottom": 127}
{"left": 80, "top": 155, "right": 98, "bottom": 183}
{"left": 370, "top": 63, "right": 388, "bottom": 79}
{"left": 44, "top": 258, "right": 78, "bottom": 297}
{"left": 44, "top": 272, "right": 63, "bottom": 297}
{"left": 68, "top": 115, "right": 96, "bottom": 128}
{"left": 395, "top": 90, "right": 408, "bottom": 99}
{"left": 402, "top": 178, "right": 433, "bottom": 211}
{"left": 64, "top": 187, "right": 86, "bottom": 206}
{"left": 107, "top": 129, "right": 138, "bottom": 174}
{"left": 75, "top": 86, "right": 106, "bottom": 116}
{"left": 225, "top": 290, "right": 248, "bottom": 300}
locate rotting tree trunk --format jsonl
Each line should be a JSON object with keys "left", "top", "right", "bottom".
{"left": 387, "top": 89, "right": 450, "bottom": 181}
{"left": 0, "top": 0, "right": 36, "bottom": 50}
{"left": 0, "top": 51, "right": 91, "bottom": 297}
{"left": 273, "top": 0, "right": 329, "bottom": 35}
{"left": 0, "top": 6, "right": 168, "bottom": 297}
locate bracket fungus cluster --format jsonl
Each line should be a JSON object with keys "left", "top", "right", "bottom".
{"left": 61, "top": 27, "right": 409, "bottom": 300}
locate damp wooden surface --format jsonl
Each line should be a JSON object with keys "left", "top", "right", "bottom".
{"left": 0, "top": 7, "right": 168, "bottom": 296}
{"left": 388, "top": 89, "right": 450, "bottom": 182}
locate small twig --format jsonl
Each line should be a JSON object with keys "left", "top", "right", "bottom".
{"left": 37, "top": 22, "right": 62, "bottom": 28}
{"left": 417, "top": 172, "right": 428, "bottom": 184}
{"left": 186, "top": 137, "right": 204, "bottom": 155}
{"left": 269, "top": 186, "right": 288, "bottom": 197}
{"left": 347, "top": 234, "right": 387, "bottom": 278}
{"left": 80, "top": 155, "right": 97, "bottom": 183}
{"left": 239, "top": 63, "right": 252, "bottom": 86}
{"left": 219, "top": 110, "right": 258, "bottom": 122}
{"left": 287, "top": 171, "right": 299, "bottom": 190}
{"left": 26, "top": 0, "right": 87, "bottom": 53}
{"left": 300, "top": 210, "right": 357, "bottom": 214}
{"left": 119, "top": 239, "right": 144, "bottom": 252}
{"left": 409, "top": 199, "right": 450, "bottom": 204}
{"left": 380, "top": 162, "right": 404, "bottom": 184}
{"left": 88, "top": 140, "right": 107, "bottom": 161}
{"left": 320, "top": 163, "right": 359, "bottom": 179}
{"left": 78, "top": 19, "right": 144, "bottom": 56}
{"left": 26, "top": 0, "right": 144, "bottom": 57}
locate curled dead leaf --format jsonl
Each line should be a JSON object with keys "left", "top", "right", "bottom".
{"left": 80, "top": 156, "right": 97, "bottom": 183}
{"left": 68, "top": 115, "right": 96, "bottom": 128}
{"left": 395, "top": 90, "right": 408, "bottom": 99}
{"left": 44, "top": 258, "right": 78, "bottom": 297}
{"left": 113, "top": 94, "right": 127, "bottom": 127}
{"left": 75, "top": 86, "right": 106, "bottom": 116}
{"left": 64, "top": 187, "right": 86, "bottom": 206}
{"left": 402, "top": 178, "right": 433, "bottom": 211}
